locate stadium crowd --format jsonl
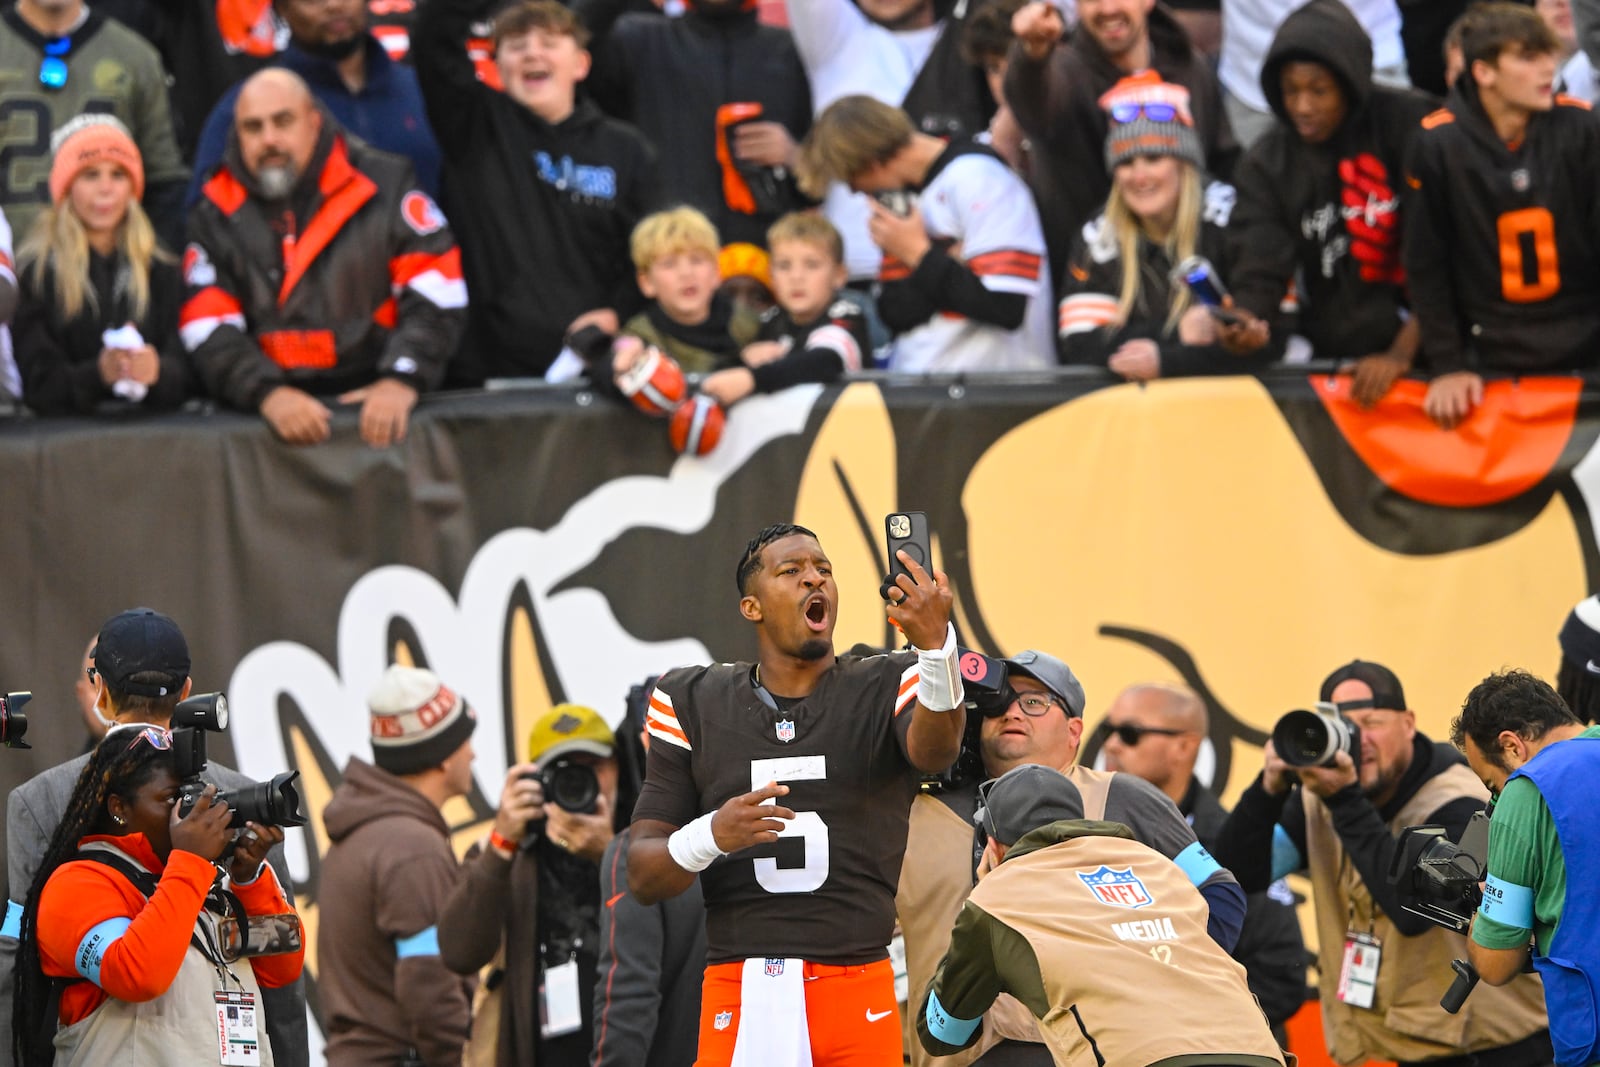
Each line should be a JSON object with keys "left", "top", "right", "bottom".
{"left": 4, "top": 0, "right": 1600, "bottom": 1062}
{"left": 0, "top": 0, "right": 1596, "bottom": 439}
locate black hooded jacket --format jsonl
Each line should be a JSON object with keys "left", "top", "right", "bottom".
{"left": 1403, "top": 77, "right": 1600, "bottom": 375}
{"left": 1003, "top": 5, "right": 1237, "bottom": 282}
{"left": 574, "top": 0, "right": 813, "bottom": 248}
{"left": 1230, "top": 0, "right": 1436, "bottom": 361}
{"left": 415, "top": 0, "right": 659, "bottom": 379}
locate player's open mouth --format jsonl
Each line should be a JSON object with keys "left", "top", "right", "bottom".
{"left": 804, "top": 595, "right": 829, "bottom": 630}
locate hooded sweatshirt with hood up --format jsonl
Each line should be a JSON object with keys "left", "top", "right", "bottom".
{"left": 317, "top": 758, "right": 473, "bottom": 1067}
{"left": 1229, "top": 0, "right": 1437, "bottom": 362}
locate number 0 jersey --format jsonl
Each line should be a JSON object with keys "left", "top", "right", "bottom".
{"left": 1402, "top": 86, "right": 1600, "bottom": 375}
{"left": 631, "top": 652, "right": 923, "bottom": 966}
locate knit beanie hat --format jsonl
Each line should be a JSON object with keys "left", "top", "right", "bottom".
{"left": 49, "top": 114, "right": 145, "bottom": 207}
{"left": 368, "top": 665, "right": 477, "bottom": 775}
{"left": 1100, "top": 73, "right": 1204, "bottom": 172}
{"left": 1559, "top": 595, "right": 1600, "bottom": 675}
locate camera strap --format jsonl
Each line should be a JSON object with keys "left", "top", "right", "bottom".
{"left": 74, "top": 849, "right": 246, "bottom": 979}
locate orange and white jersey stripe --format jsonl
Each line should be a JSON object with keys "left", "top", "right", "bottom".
{"left": 895, "top": 663, "right": 920, "bottom": 717}
{"left": 1058, "top": 293, "right": 1119, "bottom": 338}
{"left": 647, "top": 687, "right": 691, "bottom": 751}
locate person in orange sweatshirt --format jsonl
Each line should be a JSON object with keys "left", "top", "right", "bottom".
{"left": 11, "top": 723, "right": 304, "bottom": 1067}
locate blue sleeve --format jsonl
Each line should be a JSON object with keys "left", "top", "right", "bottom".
{"left": 1201, "top": 878, "right": 1247, "bottom": 953}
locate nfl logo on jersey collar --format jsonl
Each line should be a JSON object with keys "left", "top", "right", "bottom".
{"left": 775, "top": 718, "right": 796, "bottom": 742}
{"left": 1078, "top": 866, "right": 1154, "bottom": 909}
{"left": 765, "top": 959, "right": 786, "bottom": 977}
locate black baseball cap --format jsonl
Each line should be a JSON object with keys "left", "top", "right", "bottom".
{"left": 92, "top": 609, "right": 190, "bottom": 697}
{"left": 975, "top": 764, "right": 1086, "bottom": 846}
{"left": 1319, "top": 659, "right": 1406, "bottom": 711}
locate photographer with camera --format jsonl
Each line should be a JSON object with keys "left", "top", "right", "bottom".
{"left": 1451, "top": 669, "right": 1600, "bottom": 1066}
{"left": 318, "top": 665, "right": 477, "bottom": 1067}
{"left": 437, "top": 703, "right": 620, "bottom": 1067}
{"left": 1, "top": 609, "right": 307, "bottom": 1067}
{"left": 11, "top": 723, "right": 303, "bottom": 1067}
{"left": 898, "top": 656, "right": 1245, "bottom": 1067}
{"left": 1212, "top": 660, "right": 1551, "bottom": 1067}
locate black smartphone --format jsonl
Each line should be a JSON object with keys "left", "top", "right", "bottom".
{"left": 873, "top": 190, "right": 916, "bottom": 217}
{"left": 882, "top": 511, "right": 932, "bottom": 601}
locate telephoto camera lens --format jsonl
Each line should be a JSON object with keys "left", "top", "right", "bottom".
{"left": 1272, "top": 708, "right": 1356, "bottom": 768}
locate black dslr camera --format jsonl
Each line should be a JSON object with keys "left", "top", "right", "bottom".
{"left": 920, "top": 650, "right": 1009, "bottom": 793}
{"left": 1389, "top": 810, "right": 1492, "bottom": 1012}
{"left": 525, "top": 759, "right": 600, "bottom": 815}
{"left": 1, "top": 691, "right": 30, "bottom": 749}
{"left": 1272, "top": 701, "right": 1362, "bottom": 769}
{"left": 1390, "top": 809, "right": 1490, "bottom": 933}
{"left": 172, "top": 693, "right": 308, "bottom": 829}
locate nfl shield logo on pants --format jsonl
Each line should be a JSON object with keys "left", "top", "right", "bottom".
{"left": 714, "top": 1011, "right": 733, "bottom": 1031}
{"left": 1077, "top": 865, "right": 1154, "bottom": 909}
{"left": 765, "top": 958, "right": 785, "bottom": 977}
{"left": 775, "top": 719, "right": 795, "bottom": 743}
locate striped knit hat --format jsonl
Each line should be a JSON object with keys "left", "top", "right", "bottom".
{"left": 1100, "top": 73, "right": 1204, "bottom": 172}
{"left": 368, "top": 665, "right": 477, "bottom": 775}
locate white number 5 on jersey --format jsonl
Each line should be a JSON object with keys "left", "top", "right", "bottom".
{"left": 749, "top": 756, "right": 829, "bottom": 893}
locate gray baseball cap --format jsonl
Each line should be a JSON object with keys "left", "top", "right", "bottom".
{"left": 975, "top": 764, "right": 1086, "bottom": 846}
{"left": 1003, "top": 650, "right": 1086, "bottom": 717}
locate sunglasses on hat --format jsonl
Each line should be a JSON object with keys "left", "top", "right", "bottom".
{"left": 1108, "top": 102, "right": 1178, "bottom": 124}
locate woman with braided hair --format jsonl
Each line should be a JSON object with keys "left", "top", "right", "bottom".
{"left": 11, "top": 725, "right": 303, "bottom": 1067}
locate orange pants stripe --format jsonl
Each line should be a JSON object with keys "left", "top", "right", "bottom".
{"left": 695, "top": 958, "right": 902, "bottom": 1066}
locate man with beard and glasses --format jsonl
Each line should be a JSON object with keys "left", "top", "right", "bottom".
{"left": 185, "top": 0, "right": 442, "bottom": 207}
{"left": 182, "top": 69, "right": 464, "bottom": 448}
{"left": 627, "top": 522, "right": 966, "bottom": 1065}
{"left": 1212, "top": 659, "right": 1553, "bottom": 1067}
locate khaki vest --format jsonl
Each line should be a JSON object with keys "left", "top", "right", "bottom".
{"left": 1305, "top": 762, "right": 1547, "bottom": 1065}
{"left": 51, "top": 851, "right": 274, "bottom": 1067}
{"left": 972, "top": 833, "right": 1284, "bottom": 1067}
{"left": 897, "top": 766, "right": 1114, "bottom": 1067}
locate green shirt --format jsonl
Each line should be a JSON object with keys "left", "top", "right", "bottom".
{"left": 1472, "top": 724, "right": 1600, "bottom": 952}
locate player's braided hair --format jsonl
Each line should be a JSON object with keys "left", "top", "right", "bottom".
{"left": 12, "top": 731, "right": 176, "bottom": 1067}
{"left": 736, "top": 523, "right": 819, "bottom": 595}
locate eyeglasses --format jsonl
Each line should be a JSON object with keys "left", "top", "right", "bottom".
{"left": 974, "top": 776, "right": 1001, "bottom": 841}
{"left": 1104, "top": 722, "right": 1187, "bottom": 746}
{"left": 1107, "top": 102, "right": 1179, "bottom": 124}
{"left": 125, "top": 726, "right": 173, "bottom": 753}
{"left": 39, "top": 38, "right": 70, "bottom": 91}
{"left": 86, "top": 666, "right": 98, "bottom": 684}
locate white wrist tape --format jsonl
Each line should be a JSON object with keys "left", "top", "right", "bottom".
{"left": 667, "top": 811, "right": 725, "bottom": 873}
{"left": 916, "top": 622, "right": 964, "bottom": 713}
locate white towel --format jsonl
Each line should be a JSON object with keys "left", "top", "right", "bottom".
{"left": 729, "top": 957, "right": 814, "bottom": 1067}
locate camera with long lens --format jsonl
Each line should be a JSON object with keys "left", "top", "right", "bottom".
{"left": 1, "top": 691, "right": 31, "bottom": 749}
{"left": 1272, "top": 701, "right": 1362, "bottom": 769}
{"left": 1388, "top": 810, "right": 1492, "bottom": 1012}
{"left": 525, "top": 757, "right": 601, "bottom": 815}
{"left": 921, "top": 649, "right": 1009, "bottom": 793}
{"left": 172, "top": 693, "right": 308, "bottom": 829}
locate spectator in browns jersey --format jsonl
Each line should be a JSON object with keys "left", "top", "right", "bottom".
{"left": 1003, "top": 0, "right": 1236, "bottom": 281}
{"left": 797, "top": 95, "right": 1054, "bottom": 373}
{"left": 700, "top": 213, "right": 869, "bottom": 407}
{"left": 628, "top": 522, "right": 966, "bottom": 1066}
{"left": 1226, "top": 0, "right": 1436, "bottom": 403}
{"left": 1405, "top": 1, "right": 1600, "bottom": 429}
